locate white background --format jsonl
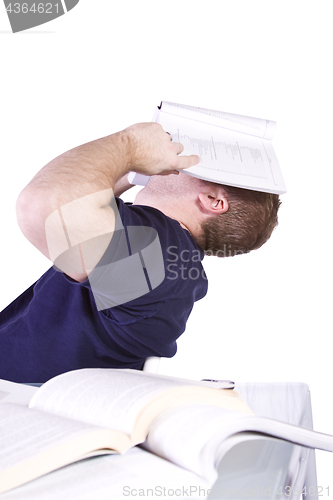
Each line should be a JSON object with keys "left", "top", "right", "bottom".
{"left": 1, "top": 0, "right": 332, "bottom": 491}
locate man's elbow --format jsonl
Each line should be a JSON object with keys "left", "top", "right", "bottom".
{"left": 16, "top": 187, "right": 51, "bottom": 259}
{"left": 16, "top": 187, "right": 115, "bottom": 282}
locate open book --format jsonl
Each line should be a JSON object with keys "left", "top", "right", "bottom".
{"left": 129, "top": 102, "right": 287, "bottom": 194}
{"left": 0, "top": 369, "right": 332, "bottom": 495}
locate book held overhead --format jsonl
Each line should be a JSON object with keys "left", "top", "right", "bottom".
{"left": 130, "top": 101, "right": 287, "bottom": 195}
{"left": 154, "top": 101, "right": 287, "bottom": 194}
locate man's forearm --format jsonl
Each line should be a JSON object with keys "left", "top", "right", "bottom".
{"left": 20, "top": 131, "right": 131, "bottom": 212}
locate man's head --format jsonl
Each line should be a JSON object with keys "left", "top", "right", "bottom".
{"left": 134, "top": 172, "right": 281, "bottom": 257}
{"left": 200, "top": 183, "right": 281, "bottom": 257}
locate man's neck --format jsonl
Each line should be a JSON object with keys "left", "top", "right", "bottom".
{"left": 133, "top": 178, "right": 205, "bottom": 248}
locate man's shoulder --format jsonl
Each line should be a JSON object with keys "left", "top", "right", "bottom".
{"left": 116, "top": 197, "right": 171, "bottom": 227}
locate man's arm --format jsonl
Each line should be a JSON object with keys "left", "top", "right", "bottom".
{"left": 113, "top": 174, "right": 134, "bottom": 197}
{"left": 16, "top": 123, "right": 199, "bottom": 282}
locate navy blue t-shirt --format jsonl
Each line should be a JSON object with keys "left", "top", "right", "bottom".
{"left": 0, "top": 199, "right": 207, "bottom": 383}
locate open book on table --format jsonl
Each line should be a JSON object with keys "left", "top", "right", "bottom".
{"left": 128, "top": 101, "right": 287, "bottom": 195}
{"left": 0, "top": 368, "right": 332, "bottom": 495}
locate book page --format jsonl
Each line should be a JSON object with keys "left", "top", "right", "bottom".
{"left": 156, "top": 112, "right": 286, "bottom": 194}
{"left": 28, "top": 369, "right": 211, "bottom": 437}
{"left": 29, "top": 370, "right": 250, "bottom": 442}
{"left": 0, "top": 403, "right": 127, "bottom": 494}
{"left": 0, "top": 379, "right": 38, "bottom": 406}
{"left": 143, "top": 404, "right": 250, "bottom": 482}
{"left": 0, "top": 404, "right": 91, "bottom": 472}
{"left": 160, "top": 101, "right": 276, "bottom": 139}
{"left": 0, "top": 448, "right": 210, "bottom": 500}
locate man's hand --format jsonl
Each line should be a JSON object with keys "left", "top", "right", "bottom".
{"left": 123, "top": 123, "right": 200, "bottom": 176}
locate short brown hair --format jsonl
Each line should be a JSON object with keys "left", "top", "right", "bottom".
{"left": 201, "top": 185, "right": 281, "bottom": 257}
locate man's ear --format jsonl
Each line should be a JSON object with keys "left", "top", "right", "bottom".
{"left": 198, "top": 187, "right": 229, "bottom": 215}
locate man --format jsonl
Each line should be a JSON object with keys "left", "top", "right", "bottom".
{"left": 0, "top": 123, "right": 280, "bottom": 383}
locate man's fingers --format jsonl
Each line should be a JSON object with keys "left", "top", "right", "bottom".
{"left": 177, "top": 154, "right": 201, "bottom": 170}
{"left": 172, "top": 142, "right": 184, "bottom": 155}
